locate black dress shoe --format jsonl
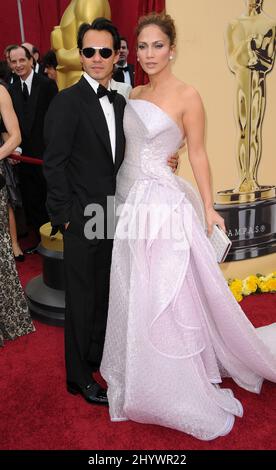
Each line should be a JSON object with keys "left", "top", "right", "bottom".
{"left": 67, "top": 381, "right": 108, "bottom": 405}
{"left": 14, "top": 254, "right": 25, "bottom": 262}
{"left": 23, "top": 245, "right": 38, "bottom": 255}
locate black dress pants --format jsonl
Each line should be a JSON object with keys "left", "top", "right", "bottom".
{"left": 19, "top": 163, "right": 48, "bottom": 233}
{"left": 63, "top": 230, "right": 113, "bottom": 386}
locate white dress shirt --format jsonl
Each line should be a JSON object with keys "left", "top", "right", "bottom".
{"left": 110, "top": 79, "right": 132, "bottom": 99}
{"left": 20, "top": 69, "right": 34, "bottom": 95}
{"left": 83, "top": 72, "right": 116, "bottom": 162}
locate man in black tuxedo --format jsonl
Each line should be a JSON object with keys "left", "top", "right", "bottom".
{"left": 9, "top": 45, "right": 58, "bottom": 246}
{"left": 43, "top": 18, "right": 125, "bottom": 405}
{"left": 112, "top": 37, "right": 135, "bottom": 87}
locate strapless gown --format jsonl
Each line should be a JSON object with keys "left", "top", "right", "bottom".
{"left": 100, "top": 99, "right": 276, "bottom": 441}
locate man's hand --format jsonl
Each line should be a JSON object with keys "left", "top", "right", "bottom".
{"left": 50, "top": 222, "right": 70, "bottom": 237}
{"left": 167, "top": 152, "right": 179, "bottom": 173}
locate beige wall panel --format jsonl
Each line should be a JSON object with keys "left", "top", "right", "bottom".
{"left": 166, "top": 0, "right": 276, "bottom": 277}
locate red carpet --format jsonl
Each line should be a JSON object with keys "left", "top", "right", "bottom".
{"left": 0, "top": 249, "right": 275, "bottom": 450}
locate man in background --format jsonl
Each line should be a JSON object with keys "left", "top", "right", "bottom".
{"left": 9, "top": 45, "right": 58, "bottom": 251}
{"left": 113, "top": 37, "right": 134, "bottom": 86}
{"left": 42, "top": 50, "right": 58, "bottom": 82}
{"left": 22, "top": 42, "right": 42, "bottom": 74}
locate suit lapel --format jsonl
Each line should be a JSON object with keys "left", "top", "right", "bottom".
{"left": 113, "top": 68, "right": 124, "bottom": 83}
{"left": 113, "top": 95, "right": 125, "bottom": 172}
{"left": 12, "top": 81, "right": 28, "bottom": 135}
{"left": 129, "top": 64, "right": 135, "bottom": 87}
{"left": 11, "top": 74, "right": 39, "bottom": 135}
{"left": 78, "top": 77, "right": 113, "bottom": 160}
{"left": 27, "top": 73, "right": 39, "bottom": 131}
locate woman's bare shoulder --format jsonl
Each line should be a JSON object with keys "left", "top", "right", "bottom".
{"left": 172, "top": 82, "right": 204, "bottom": 116}
{"left": 176, "top": 81, "right": 202, "bottom": 103}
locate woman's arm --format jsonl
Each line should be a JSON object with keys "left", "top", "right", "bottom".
{"left": 0, "top": 85, "right": 21, "bottom": 161}
{"left": 182, "top": 87, "right": 225, "bottom": 234}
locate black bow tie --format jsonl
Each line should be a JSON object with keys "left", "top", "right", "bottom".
{"left": 97, "top": 84, "right": 117, "bottom": 103}
{"left": 121, "top": 65, "right": 129, "bottom": 72}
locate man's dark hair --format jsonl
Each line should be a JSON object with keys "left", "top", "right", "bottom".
{"left": 77, "top": 17, "right": 121, "bottom": 51}
{"left": 32, "top": 46, "right": 40, "bottom": 58}
{"left": 9, "top": 45, "right": 32, "bottom": 61}
{"left": 42, "top": 50, "right": 58, "bottom": 69}
{"left": 120, "top": 36, "right": 129, "bottom": 49}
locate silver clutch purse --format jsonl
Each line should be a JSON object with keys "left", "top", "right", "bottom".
{"left": 208, "top": 224, "right": 232, "bottom": 263}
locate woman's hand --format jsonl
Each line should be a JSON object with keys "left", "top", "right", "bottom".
{"left": 8, "top": 151, "right": 21, "bottom": 165}
{"left": 167, "top": 152, "right": 179, "bottom": 173}
{"left": 205, "top": 207, "right": 226, "bottom": 236}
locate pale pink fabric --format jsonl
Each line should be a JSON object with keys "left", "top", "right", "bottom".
{"left": 100, "top": 99, "right": 276, "bottom": 440}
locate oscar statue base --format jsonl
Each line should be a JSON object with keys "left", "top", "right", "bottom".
{"left": 25, "top": 274, "right": 65, "bottom": 326}
{"left": 25, "top": 223, "right": 65, "bottom": 326}
{"left": 214, "top": 196, "right": 276, "bottom": 261}
{"left": 216, "top": 185, "right": 276, "bottom": 204}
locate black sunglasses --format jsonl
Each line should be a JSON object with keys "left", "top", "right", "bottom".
{"left": 81, "top": 47, "right": 113, "bottom": 59}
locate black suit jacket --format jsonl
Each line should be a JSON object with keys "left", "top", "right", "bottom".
{"left": 113, "top": 63, "right": 135, "bottom": 87}
{"left": 7, "top": 71, "right": 20, "bottom": 86}
{"left": 43, "top": 76, "right": 126, "bottom": 234}
{"left": 9, "top": 73, "right": 58, "bottom": 158}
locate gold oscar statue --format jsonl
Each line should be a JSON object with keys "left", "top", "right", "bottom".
{"left": 51, "top": 0, "right": 111, "bottom": 90}
{"left": 215, "top": 1, "right": 276, "bottom": 262}
{"left": 217, "top": 0, "right": 276, "bottom": 204}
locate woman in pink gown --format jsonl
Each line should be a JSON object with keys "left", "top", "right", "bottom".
{"left": 100, "top": 12, "right": 276, "bottom": 440}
